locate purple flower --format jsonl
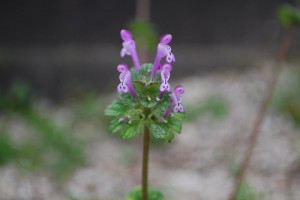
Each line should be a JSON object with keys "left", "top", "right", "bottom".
{"left": 159, "top": 63, "right": 172, "bottom": 92}
{"left": 151, "top": 34, "right": 176, "bottom": 79}
{"left": 118, "top": 117, "right": 127, "bottom": 122}
{"left": 120, "top": 29, "right": 141, "bottom": 70}
{"left": 163, "top": 85, "right": 185, "bottom": 117}
{"left": 117, "top": 64, "right": 137, "bottom": 97}
{"left": 172, "top": 85, "right": 185, "bottom": 112}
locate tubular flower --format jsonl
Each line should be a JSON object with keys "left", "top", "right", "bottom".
{"left": 151, "top": 34, "right": 176, "bottom": 79}
{"left": 159, "top": 63, "right": 172, "bottom": 92}
{"left": 172, "top": 85, "right": 185, "bottom": 112}
{"left": 120, "top": 29, "right": 141, "bottom": 70}
{"left": 117, "top": 64, "right": 137, "bottom": 97}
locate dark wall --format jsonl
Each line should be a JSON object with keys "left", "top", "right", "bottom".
{"left": 0, "top": 0, "right": 296, "bottom": 99}
{"left": 0, "top": 0, "right": 292, "bottom": 45}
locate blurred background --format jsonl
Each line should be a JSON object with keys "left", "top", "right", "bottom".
{"left": 0, "top": 0, "right": 296, "bottom": 98}
{"left": 1, "top": 0, "right": 300, "bottom": 199}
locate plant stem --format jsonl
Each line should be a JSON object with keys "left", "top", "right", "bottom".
{"left": 142, "top": 125, "right": 150, "bottom": 200}
{"left": 227, "top": 28, "right": 295, "bottom": 200}
{"left": 135, "top": 0, "right": 150, "bottom": 63}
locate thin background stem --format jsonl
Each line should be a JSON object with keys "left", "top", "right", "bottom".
{"left": 136, "top": 0, "right": 150, "bottom": 21}
{"left": 227, "top": 28, "right": 295, "bottom": 200}
{"left": 142, "top": 125, "right": 150, "bottom": 200}
{"left": 136, "top": 0, "right": 150, "bottom": 63}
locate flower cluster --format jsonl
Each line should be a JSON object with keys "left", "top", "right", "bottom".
{"left": 105, "top": 29, "right": 185, "bottom": 142}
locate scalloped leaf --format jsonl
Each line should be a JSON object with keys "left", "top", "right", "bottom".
{"left": 121, "top": 93, "right": 137, "bottom": 106}
{"left": 120, "top": 123, "right": 142, "bottom": 139}
{"left": 105, "top": 100, "right": 125, "bottom": 116}
{"left": 149, "top": 123, "right": 166, "bottom": 139}
{"left": 110, "top": 118, "right": 124, "bottom": 133}
{"left": 156, "top": 93, "right": 171, "bottom": 111}
{"left": 168, "top": 116, "right": 182, "bottom": 133}
{"left": 165, "top": 130, "right": 175, "bottom": 142}
{"left": 105, "top": 63, "right": 185, "bottom": 141}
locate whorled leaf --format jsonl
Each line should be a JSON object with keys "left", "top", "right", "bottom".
{"left": 105, "top": 64, "right": 185, "bottom": 142}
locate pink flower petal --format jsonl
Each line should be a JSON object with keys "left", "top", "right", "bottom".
{"left": 117, "top": 64, "right": 129, "bottom": 73}
{"left": 120, "top": 29, "right": 133, "bottom": 41}
{"left": 160, "top": 34, "right": 172, "bottom": 44}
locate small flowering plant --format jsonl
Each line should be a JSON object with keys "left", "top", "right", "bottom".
{"left": 105, "top": 30, "right": 185, "bottom": 142}
{"left": 105, "top": 29, "right": 185, "bottom": 200}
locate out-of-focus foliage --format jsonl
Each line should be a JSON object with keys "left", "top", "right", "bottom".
{"left": 74, "top": 93, "right": 106, "bottom": 122}
{"left": 229, "top": 161, "right": 263, "bottom": 200}
{"left": 229, "top": 158, "right": 241, "bottom": 177}
{"left": 235, "top": 181, "right": 263, "bottom": 200}
{"left": 125, "top": 186, "right": 164, "bottom": 200}
{"left": 20, "top": 109, "right": 86, "bottom": 178}
{"left": 0, "top": 129, "right": 17, "bottom": 165}
{"left": 277, "top": 3, "right": 300, "bottom": 27}
{"left": 0, "top": 81, "right": 86, "bottom": 179}
{"left": 186, "top": 96, "right": 229, "bottom": 121}
{"left": 128, "top": 20, "right": 158, "bottom": 51}
{"left": 272, "top": 69, "right": 300, "bottom": 128}
{"left": 68, "top": 195, "right": 96, "bottom": 200}
{"left": 0, "top": 81, "right": 31, "bottom": 113}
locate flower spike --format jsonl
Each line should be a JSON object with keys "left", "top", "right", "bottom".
{"left": 151, "top": 34, "right": 176, "bottom": 79}
{"left": 117, "top": 64, "right": 137, "bottom": 97}
{"left": 120, "top": 29, "right": 141, "bottom": 70}
{"left": 106, "top": 29, "right": 186, "bottom": 143}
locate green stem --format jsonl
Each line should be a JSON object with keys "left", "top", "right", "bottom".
{"left": 142, "top": 125, "right": 150, "bottom": 200}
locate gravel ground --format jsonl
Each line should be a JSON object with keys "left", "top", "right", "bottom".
{"left": 0, "top": 61, "right": 300, "bottom": 200}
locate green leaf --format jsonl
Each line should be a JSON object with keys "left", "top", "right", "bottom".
{"left": 165, "top": 130, "right": 175, "bottom": 142}
{"left": 173, "top": 112, "right": 186, "bottom": 121}
{"left": 105, "top": 63, "right": 186, "bottom": 141}
{"left": 131, "top": 64, "right": 160, "bottom": 84}
{"left": 127, "top": 109, "right": 144, "bottom": 121}
{"left": 110, "top": 118, "right": 124, "bottom": 133}
{"left": 144, "top": 83, "right": 160, "bottom": 96}
{"left": 134, "top": 81, "right": 147, "bottom": 94}
{"left": 141, "top": 100, "right": 157, "bottom": 108}
{"left": 149, "top": 123, "right": 166, "bottom": 139}
{"left": 120, "top": 123, "right": 141, "bottom": 139}
{"left": 104, "top": 100, "right": 124, "bottom": 116}
{"left": 168, "top": 116, "right": 182, "bottom": 133}
{"left": 125, "top": 186, "right": 164, "bottom": 200}
{"left": 121, "top": 93, "right": 137, "bottom": 106}
{"left": 156, "top": 93, "right": 171, "bottom": 111}
{"left": 131, "top": 64, "right": 153, "bottom": 83}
